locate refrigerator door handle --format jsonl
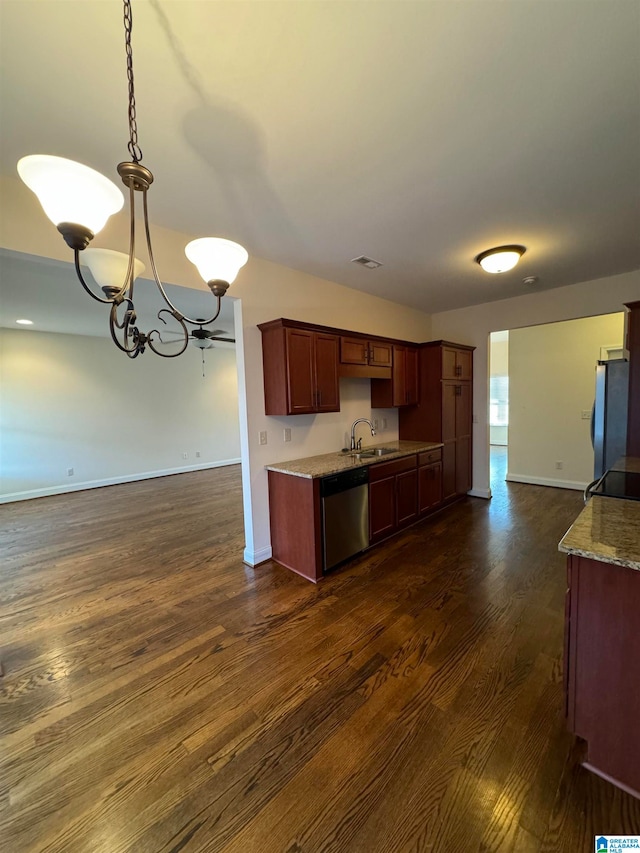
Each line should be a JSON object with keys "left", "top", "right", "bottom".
{"left": 590, "top": 400, "right": 595, "bottom": 449}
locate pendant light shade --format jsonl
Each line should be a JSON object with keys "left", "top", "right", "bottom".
{"left": 185, "top": 237, "right": 248, "bottom": 285}
{"left": 475, "top": 245, "right": 526, "bottom": 274}
{"left": 17, "top": 155, "right": 124, "bottom": 235}
{"left": 83, "top": 248, "right": 145, "bottom": 289}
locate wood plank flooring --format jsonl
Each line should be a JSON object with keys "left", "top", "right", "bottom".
{"left": 1, "top": 457, "right": 639, "bottom": 852}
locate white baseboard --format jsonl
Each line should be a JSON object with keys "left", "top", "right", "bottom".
{"left": 243, "top": 545, "right": 273, "bottom": 567}
{"left": 0, "top": 458, "right": 242, "bottom": 504}
{"left": 468, "top": 488, "right": 492, "bottom": 500}
{"left": 505, "top": 473, "right": 587, "bottom": 492}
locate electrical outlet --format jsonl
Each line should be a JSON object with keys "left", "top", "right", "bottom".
{"left": 67, "top": 467, "right": 74, "bottom": 477}
{"left": 372, "top": 419, "right": 379, "bottom": 430}
{"left": 259, "top": 430, "right": 267, "bottom": 446}
{"left": 581, "top": 410, "right": 591, "bottom": 420}
{"left": 283, "top": 428, "right": 291, "bottom": 442}
{"left": 555, "top": 461, "right": 563, "bottom": 470}
{"left": 182, "top": 452, "right": 188, "bottom": 460}
{"left": 195, "top": 451, "right": 201, "bottom": 458}
{"left": 381, "top": 418, "right": 388, "bottom": 429}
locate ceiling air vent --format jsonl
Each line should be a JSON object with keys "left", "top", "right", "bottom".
{"left": 351, "top": 255, "right": 383, "bottom": 270}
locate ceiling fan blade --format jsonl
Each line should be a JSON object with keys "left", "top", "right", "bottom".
{"left": 207, "top": 336, "right": 236, "bottom": 343}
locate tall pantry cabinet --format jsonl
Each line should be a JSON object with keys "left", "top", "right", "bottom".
{"left": 399, "top": 341, "right": 475, "bottom": 502}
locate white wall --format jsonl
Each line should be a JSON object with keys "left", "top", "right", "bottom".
{"left": 431, "top": 270, "right": 640, "bottom": 498}
{"left": 489, "top": 334, "right": 509, "bottom": 445}
{"left": 0, "top": 328, "right": 240, "bottom": 502}
{"left": 507, "top": 313, "right": 624, "bottom": 490}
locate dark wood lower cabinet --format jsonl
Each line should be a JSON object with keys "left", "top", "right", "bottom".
{"left": 396, "top": 469, "right": 418, "bottom": 527}
{"left": 369, "top": 476, "right": 396, "bottom": 543}
{"left": 419, "top": 462, "right": 443, "bottom": 514}
{"left": 565, "top": 554, "right": 640, "bottom": 796}
{"left": 268, "top": 449, "right": 445, "bottom": 581}
{"left": 369, "top": 452, "right": 443, "bottom": 544}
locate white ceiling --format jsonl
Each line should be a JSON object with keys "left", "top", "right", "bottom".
{"left": 1, "top": 0, "right": 639, "bottom": 316}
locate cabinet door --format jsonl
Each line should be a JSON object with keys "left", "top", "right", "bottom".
{"left": 340, "top": 336, "right": 368, "bottom": 365}
{"left": 393, "top": 345, "right": 418, "bottom": 407}
{"left": 369, "top": 341, "right": 393, "bottom": 368}
{"left": 369, "top": 477, "right": 396, "bottom": 542}
{"left": 405, "top": 347, "right": 418, "bottom": 405}
{"left": 441, "top": 382, "right": 457, "bottom": 500}
{"left": 396, "top": 469, "right": 418, "bottom": 527}
{"left": 457, "top": 349, "right": 473, "bottom": 380}
{"left": 286, "top": 328, "right": 316, "bottom": 414}
{"left": 455, "top": 436, "right": 471, "bottom": 495}
{"left": 314, "top": 333, "right": 340, "bottom": 412}
{"left": 442, "top": 347, "right": 459, "bottom": 380}
{"left": 456, "top": 383, "right": 472, "bottom": 439}
{"left": 419, "top": 462, "right": 443, "bottom": 514}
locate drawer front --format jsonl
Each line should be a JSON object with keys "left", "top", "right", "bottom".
{"left": 368, "top": 454, "right": 417, "bottom": 482}
{"left": 418, "top": 448, "right": 442, "bottom": 466}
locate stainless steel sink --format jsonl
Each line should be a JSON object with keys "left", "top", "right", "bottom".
{"left": 350, "top": 447, "right": 396, "bottom": 458}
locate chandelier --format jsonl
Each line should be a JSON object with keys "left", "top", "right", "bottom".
{"left": 17, "top": 0, "right": 247, "bottom": 359}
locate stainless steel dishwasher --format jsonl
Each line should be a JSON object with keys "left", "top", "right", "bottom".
{"left": 320, "top": 467, "right": 369, "bottom": 572}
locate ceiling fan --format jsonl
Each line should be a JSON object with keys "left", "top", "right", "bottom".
{"left": 163, "top": 320, "right": 235, "bottom": 349}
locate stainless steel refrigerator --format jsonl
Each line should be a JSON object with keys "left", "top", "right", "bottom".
{"left": 591, "top": 358, "right": 629, "bottom": 478}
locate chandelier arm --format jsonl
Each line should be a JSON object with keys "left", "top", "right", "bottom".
{"left": 74, "top": 251, "right": 117, "bottom": 304}
{"left": 146, "top": 309, "right": 190, "bottom": 358}
{"left": 109, "top": 302, "right": 141, "bottom": 355}
{"left": 141, "top": 190, "right": 224, "bottom": 327}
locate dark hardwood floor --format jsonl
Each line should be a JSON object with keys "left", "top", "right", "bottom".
{"left": 1, "top": 459, "right": 639, "bottom": 852}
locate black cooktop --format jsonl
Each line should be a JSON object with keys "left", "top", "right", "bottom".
{"left": 593, "top": 470, "right": 640, "bottom": 501}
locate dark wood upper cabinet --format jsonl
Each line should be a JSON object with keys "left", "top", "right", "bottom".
{"left": 370, "top": 344, "right": 419, "bottom": 408}
{"left": 259, "top": 320, "right": 339, "bottom": 416}
{"left": 442, "top": 345, "right": 472, "bottom": 380}
{"left": 340, "top": 337, "right": 393, "bottom": 368}
{"left": 399, "top": 341, "right": 475, "bottom": 502}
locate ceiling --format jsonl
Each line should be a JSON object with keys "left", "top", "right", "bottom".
{"left": 1, "top": 0, "right": 639, "bottom": 315}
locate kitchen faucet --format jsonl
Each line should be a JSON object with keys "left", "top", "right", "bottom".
{"left": 350, "top": 418, "right": 376, "bottom": 451}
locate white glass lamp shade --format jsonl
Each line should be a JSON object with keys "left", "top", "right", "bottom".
{"left": 17, "top": 155, "right": 124, "bottom": 235}
{"left": 192, "top": 337, "right": 214, "bottom": 350}
{"left": 185, "top": 238, "right": 248, "bottom": 285}
{"left": 82, "top": 249, "right": 145, "bottom": 290}
{"left": 476, "top": 245, "right": 525, "bottom": 274}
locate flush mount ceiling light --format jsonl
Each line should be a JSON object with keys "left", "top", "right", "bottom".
{"left": 475, "top": 245, "right": 526, "bottom": 274}
{"left": 16, "top": 318, "right": 34, "bottom": 325}
{"left": 17, "top": 0, "right": 247, "bottom": 360}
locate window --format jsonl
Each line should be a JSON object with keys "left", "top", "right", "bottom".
{"left": 489, "top": 375, "right": 509, "bottom": 426}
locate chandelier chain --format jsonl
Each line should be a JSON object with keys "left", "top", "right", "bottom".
{"left": 124, "top": 0, "right": 143, "bottom": 163}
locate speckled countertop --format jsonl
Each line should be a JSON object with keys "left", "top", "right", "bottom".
{"left": 558, "top": 495, "right": 640, "bottom": 572}
{"left": 265, "top": 440, "right": 443, "bottom": 479}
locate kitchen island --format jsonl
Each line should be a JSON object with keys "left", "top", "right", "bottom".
{"left": 266, "top": 440, "right": 444, "bottom": 582}
{"left": 559, "top": 489, "right": 640, "bottom": 799}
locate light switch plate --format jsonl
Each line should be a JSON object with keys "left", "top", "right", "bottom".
{"left": 283, "top": 428, "right": 291, "bottom": 442}
{"left": 259, "top": 431, "right": 267, "bottom": 446}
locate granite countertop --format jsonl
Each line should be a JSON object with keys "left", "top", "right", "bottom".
{"left": 558, "top": 495, "right": 640, "bottom": 572}
{"left": 265, "top": 440, "right": 443, "bottom": 479}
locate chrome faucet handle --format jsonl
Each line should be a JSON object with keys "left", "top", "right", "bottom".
{"left": 357, "top": 437, "right": 362, "bottom": 450}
